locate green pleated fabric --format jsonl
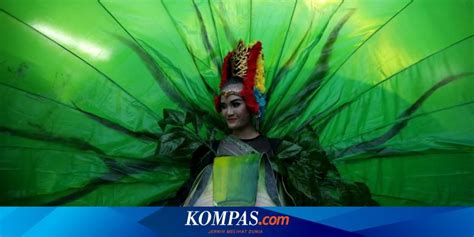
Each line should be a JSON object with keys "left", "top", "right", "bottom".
{"left": 0, "top": 0, "right": 472, "bottom": 205}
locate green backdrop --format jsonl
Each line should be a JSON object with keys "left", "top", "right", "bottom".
{"left": 0, "top": 0, "right": 473, "bottom": 206}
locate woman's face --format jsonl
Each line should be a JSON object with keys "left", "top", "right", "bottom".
{"left": 220, "top": 84, "right": 251, "bottom": 130}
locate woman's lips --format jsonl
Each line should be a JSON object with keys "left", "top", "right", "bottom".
{"left": 226, "top": 118, "right": 237, "bottom": 123}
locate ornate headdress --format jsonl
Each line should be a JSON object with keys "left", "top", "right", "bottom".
{"left": 214, "top": 40, "right": 266, "bottom": 118}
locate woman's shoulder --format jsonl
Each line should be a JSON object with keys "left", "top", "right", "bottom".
{"left": 246, "top": 135, "right": 282, "bottom": 155}
{"left": 266, "top": 136, "right": 282, "bottom": 148}
{"left": 260, "top": 135, "right": 282, "bottom": 154}
{"left": 189, "top": 140, "right": 219, "bottom": 177}
{"left": 193, "top": 140, "right": 220, "bottom": 156}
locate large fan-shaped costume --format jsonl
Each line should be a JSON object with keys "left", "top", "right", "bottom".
{"left": 0, "top": 0, "right": 472, "bottom": 206}
{"left": 181, "top": 40, "right": 374, "bottom": 206}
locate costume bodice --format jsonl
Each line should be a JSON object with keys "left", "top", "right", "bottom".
{"left": 183, "top": 136, "right": 283, "bottom": 206}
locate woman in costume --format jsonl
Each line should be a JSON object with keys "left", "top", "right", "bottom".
{"left": 180, "top": 40, "right": 376, "bottom": 207}
{"left": 183, "top": 41, "right": 285, "bottom": 206}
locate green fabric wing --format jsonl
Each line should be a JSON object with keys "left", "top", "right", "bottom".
{"left": 0, "top": 0, "right": 472, "bottom": 205}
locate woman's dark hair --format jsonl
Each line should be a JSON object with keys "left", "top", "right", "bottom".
{"left": 221, "top": 76, "right": 244, "bottom": 89}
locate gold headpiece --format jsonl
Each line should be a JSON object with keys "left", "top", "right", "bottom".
{"left": 231, "top": 41, "right": 250, "bottom": 79}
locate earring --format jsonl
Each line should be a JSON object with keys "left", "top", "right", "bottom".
{"left": 255, "top": 115, "right": 260, "bottom": 131}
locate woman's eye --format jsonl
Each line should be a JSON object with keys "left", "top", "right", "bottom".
{"left": 220, "top": 104, "right": 227, "bottom": 109}
{"left": 232, "top": 102, "right": 241, "bottom": 107}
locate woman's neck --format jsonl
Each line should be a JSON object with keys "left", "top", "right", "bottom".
{"left": 232, "top": 125, "right": 259, "bottom": 140}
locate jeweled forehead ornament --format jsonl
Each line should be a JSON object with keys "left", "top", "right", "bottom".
{"left": 221, "top": 89, "right": 241, "bottom": 98}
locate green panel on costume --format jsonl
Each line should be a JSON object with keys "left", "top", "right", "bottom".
{"left": 213, "top": 154, "right": 260, "bottom": 206}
